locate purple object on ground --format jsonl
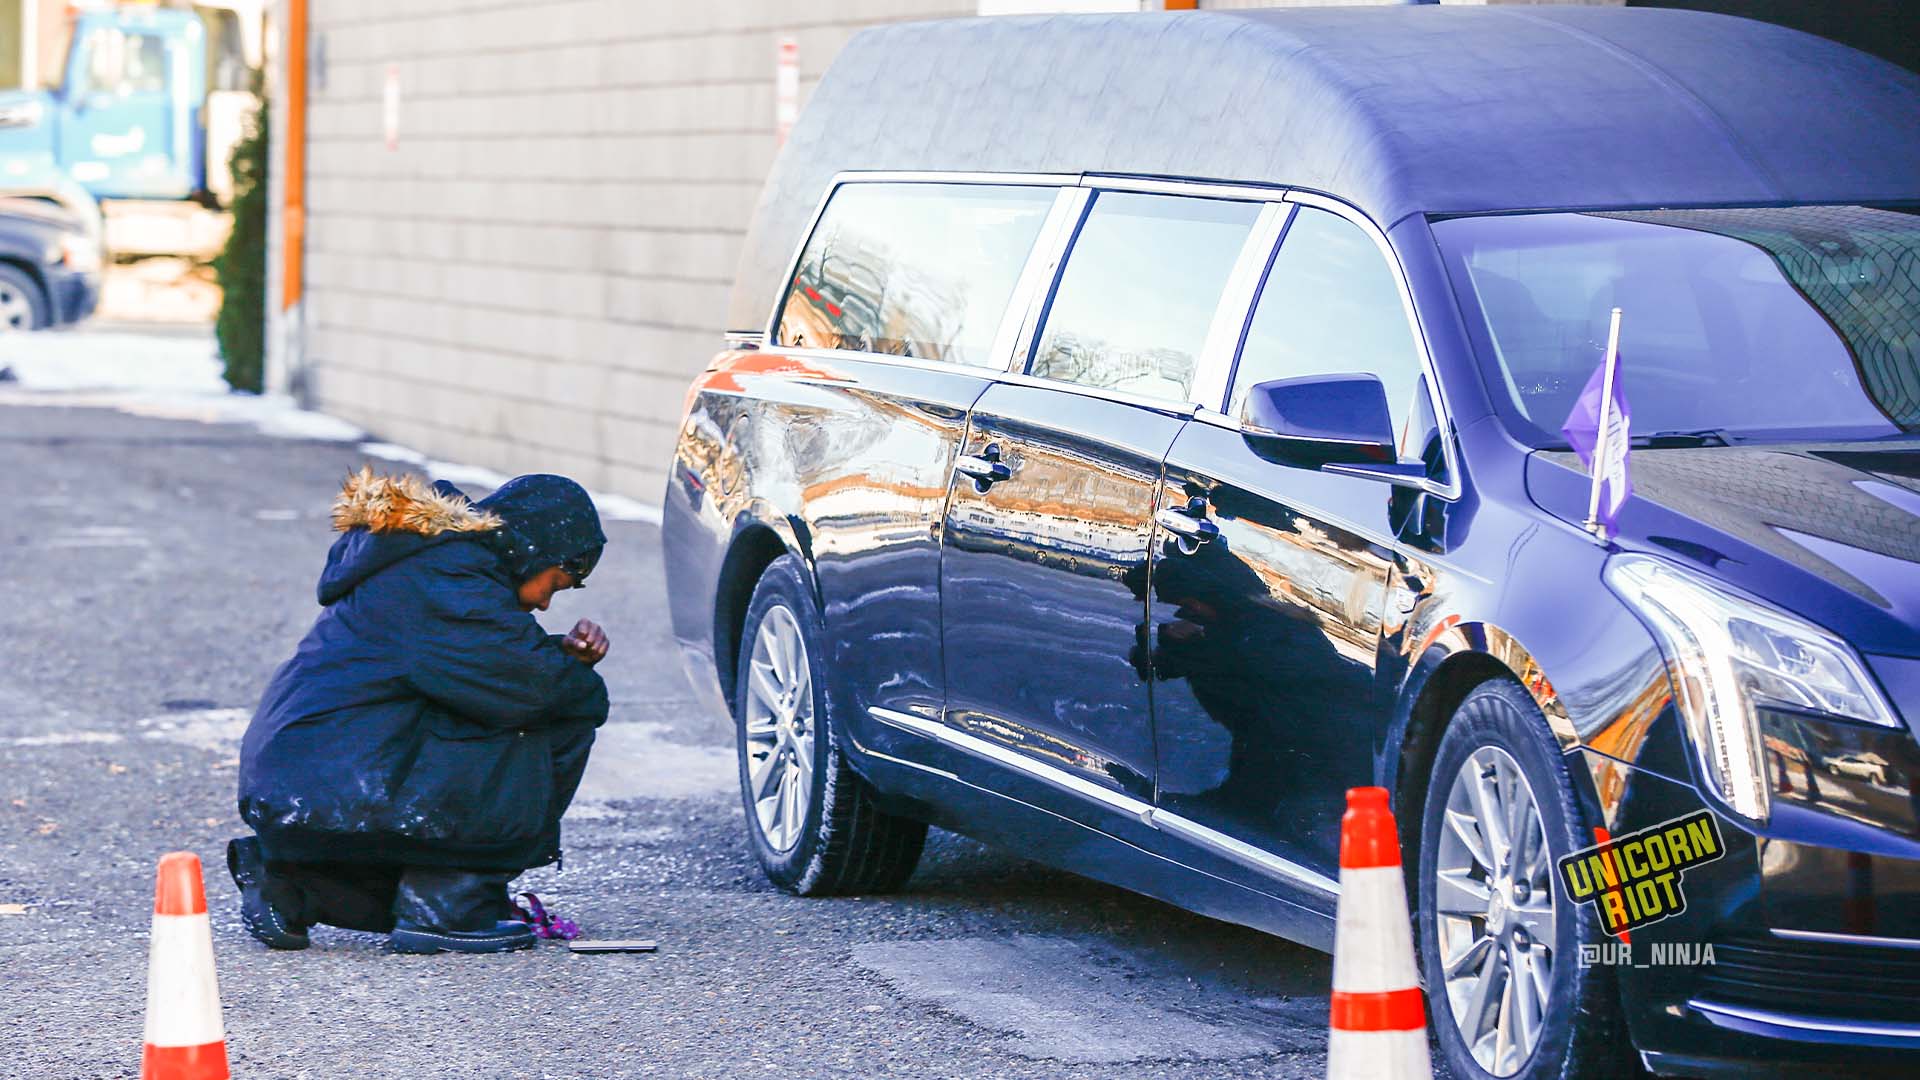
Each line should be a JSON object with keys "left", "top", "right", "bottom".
{"left": 513, "top": 892, "right": 580, "bottom": 940}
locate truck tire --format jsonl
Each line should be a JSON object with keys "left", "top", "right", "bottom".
{"left": 1417, "top": 678, "right": 1639, "bottom": 1080}
{"left": 0, "top": 263, "right": 49, "bottom": 331}
{"left": 734, "top": 554, "right": 927, "bottom": 895}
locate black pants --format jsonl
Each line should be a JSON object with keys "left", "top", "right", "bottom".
{"left": 263, "top": 722, "right": 596, "bottom": 933}
{"left": 262, "top": 863, "right": 517, "bottom": 933}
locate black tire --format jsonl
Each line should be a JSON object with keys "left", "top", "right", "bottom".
{"left": 734, "top": 555, "right": 927, "bottom": 895}
{"left": 0, "top": 263, "right": 50, "bottom": 332}
{"left": 1417, "top": 679, "right": 1639, "bottom": 1080}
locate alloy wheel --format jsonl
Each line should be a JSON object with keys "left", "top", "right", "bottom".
{"left": 743, "top": 604, "right": 815, "bottom": 853}
{"left": 1433, "top": 745, "right": 1558, "bottom": 1076}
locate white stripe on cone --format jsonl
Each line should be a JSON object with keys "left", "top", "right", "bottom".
{"left": 1330, "top": 865, "right": 1422, "bottom": 994}
{"left": 1329, "top": 1028, "right": 1431, "bottom": 1076}
{"left": 1328, "top": 864, "right": 1432, "bottom": 1080}
{"left": 144, "top": 912, "right": 225, "bottom": 1048}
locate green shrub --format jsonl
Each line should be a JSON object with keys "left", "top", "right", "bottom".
{"left": 215, "top": 89, "right": 268, "bottom": 393}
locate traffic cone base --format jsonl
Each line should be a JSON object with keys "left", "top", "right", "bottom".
{"left": 142, "top": 852, "right": 230, "bottom": 1080}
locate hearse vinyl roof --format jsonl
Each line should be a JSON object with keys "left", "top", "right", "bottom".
{"left": 726, "top": 5, "right": 1920, "bottom": 331}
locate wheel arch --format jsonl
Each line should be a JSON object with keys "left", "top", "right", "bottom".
{"left": 712, "top": 511, "right": 813, "bottom": 715}
{"left": 1387, "top": 619, "right": 1590, "bottom": 885}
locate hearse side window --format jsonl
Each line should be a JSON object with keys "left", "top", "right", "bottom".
{"left": 1229, "top": 206, "right": 1436, "bottom": 466}
{"left": 1030, "top": 192, "right": 1261, "bottom": 403}
{"left": 775, "top": 182, "right": 1055, "bottom": 367}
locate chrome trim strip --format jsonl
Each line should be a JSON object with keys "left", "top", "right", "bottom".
{"left": 1081, "top": 174, "right": 1289, "bottom": 202}
{"left": 868, "top": 706, "right": 1154, "bottom": 824}
{"left": 992, "top": 187, "right": 1091, "bottom": 375}
{"left": 1323, "top": 461, "right": 1430, "bottom": 490}
{"left": 1004, "top": 186, "right": 1093, "bottom": 376}
{"left": 1193, "top": 202, "right": 1292, "bottom": 415}
{"left": 1284, "top": 190, "right": 1464, "bottom": 502}
{"left": 836, "top": 170, "right": 1081, "bottom": 187}
{"left": 1688, "top": 999, "right": 1920, "bottom": 1040}
{"left": 992, "top": 370, "right": 1200, "bottom": 419}
{"left": 1771, "top": 927, "right": 1920, "bottom": 951}
{"left": 867, "top": 705, "right": 1340, "bottom": 898}
{"left": 1148, "top": 809, "right": 1341, "bottom": 897}
{"left": 847, "top": 729, "right": 960, "bottom": 783}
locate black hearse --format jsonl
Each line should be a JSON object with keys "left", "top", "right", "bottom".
{"left": 663, "top": 7, "right": 1920, "bottom": 1077}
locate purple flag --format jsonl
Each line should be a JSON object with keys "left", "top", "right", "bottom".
{"left": 1561, "top": 353, "right": 1632, "bottom": 534}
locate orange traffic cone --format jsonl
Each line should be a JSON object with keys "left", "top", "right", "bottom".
{"left": 141, "top": 852, "right": 230, "bottom": 1080}
{"left": 1327, "top": 787, "right": 1431, "bottom": 1080}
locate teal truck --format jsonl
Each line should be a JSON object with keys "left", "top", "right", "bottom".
{"left": 0, "top": 3, "right": 253, "bottom": 254}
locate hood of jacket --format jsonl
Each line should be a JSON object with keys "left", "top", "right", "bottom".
{"left": 317, "top": 469, "right": 502, "bottom": 605}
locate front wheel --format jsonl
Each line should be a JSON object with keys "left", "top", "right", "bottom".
{"left": 0, "top": 264, "right": 49, "bottom": 332}
{"left": 734, "top": 555, "right": 927, "bottom": 895}
{"left": 1417, "top": 679, "right": 1638, "bottom": 1080}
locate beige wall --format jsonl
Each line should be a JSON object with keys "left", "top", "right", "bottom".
{"left": 286, "top": 0, "right": 970, "bottom": 502}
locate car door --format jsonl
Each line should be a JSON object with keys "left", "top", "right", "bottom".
{"left": 762, "top": 179, "right": 1074, "bottom": 744}
{"left": 1147, "top": 200, "right": 1454, "bottom": 887}
{"left": 936, "top": 189, "right": 1268, "bottom": 810}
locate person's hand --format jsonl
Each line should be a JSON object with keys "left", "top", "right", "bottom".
{"left": 561, "top": 619, "right": 610, "bottom": 666}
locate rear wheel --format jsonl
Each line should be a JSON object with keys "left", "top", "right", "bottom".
{"left": 734, "top": 555, "right": 927, "bottom": 895}
{"left": 1417, "top": 679, "right": 1638, "bottom": 1080}
{"left": 0, "top": 264, "right": 49, "bottom": 332}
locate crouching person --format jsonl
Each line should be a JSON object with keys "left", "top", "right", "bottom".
{"left": 230, "top": 469, "right": 612, "bottom": 954}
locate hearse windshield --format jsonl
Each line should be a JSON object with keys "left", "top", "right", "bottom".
{"left": 1432, "top": 206, "right": 1920, "bottom": 448}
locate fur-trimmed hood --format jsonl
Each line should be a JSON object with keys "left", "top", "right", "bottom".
{"left": 332, "top": 467, "right": 501, "bottom": 536}
{"left": 317, "top": 470, "right": 500, "bottom": 605}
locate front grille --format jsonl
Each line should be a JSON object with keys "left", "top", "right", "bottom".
{"left": 1696, "top": 935, "right": 1920, "bottom": 1023}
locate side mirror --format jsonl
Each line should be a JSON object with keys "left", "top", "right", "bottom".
{"left": 1240, "top": 374, "right": 1428, "bottom": 487}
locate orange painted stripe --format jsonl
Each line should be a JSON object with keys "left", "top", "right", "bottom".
{"left": 1330, "top": 988, "right": 1426, "bottom": 1032}
{"left": 141, "top": 1040, "right": 229, "bottom": 1080}
{"left": 153, "top": 852, "right": 207, "bottom": 916}
{"left": 283, "top": 0, "right": 308, "bottom": 310}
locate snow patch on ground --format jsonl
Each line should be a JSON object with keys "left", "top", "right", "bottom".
{"left": 0, "top": 330, "right": 662, "bottom": 524}
{"left": 5, "top": 731, "right": 125, "bottom": 747}
{"left": 138, "top": 708, "right": 252, "bottom": 753}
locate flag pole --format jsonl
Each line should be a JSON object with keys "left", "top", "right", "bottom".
{"left": 1585, "top": 307, "right": 1624, "bottom": 542}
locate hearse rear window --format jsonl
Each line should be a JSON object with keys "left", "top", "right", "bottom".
{"left": 775, "top": 182, "right": 1055, "bottom": 366}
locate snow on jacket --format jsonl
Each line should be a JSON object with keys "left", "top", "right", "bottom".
{"left": 238, "top": 470, "right": 609, "bottom": 870}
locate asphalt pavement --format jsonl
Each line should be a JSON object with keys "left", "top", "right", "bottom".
{"left": 0, "top": 392, "right": 1341, "bottom": 1079}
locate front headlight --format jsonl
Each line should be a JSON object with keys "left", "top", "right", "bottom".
{"left": 1604, "top": 554, "right": 1900, "bottom": 821}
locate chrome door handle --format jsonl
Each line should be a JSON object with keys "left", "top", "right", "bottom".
{"left": 1156, "top": 497, "right": 1218, "bottom": 555}
{"left": 955, "top": 443, "right": 1012, "bottom": 489}
{"left": 1155, "top": 508, "right": 1218, "bottom": 543}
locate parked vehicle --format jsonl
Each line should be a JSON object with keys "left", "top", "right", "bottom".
{"left": 663, "top": 8, "right": 1920, "bottom": 1079}
{"left": 0, "top": 197, "right": 101, "bottom": 330}
{"left": 0, "top": 3, "right": 255, "bottom": 257}
{"left": 0, "top": 165, "right": 106, "bottom": 263}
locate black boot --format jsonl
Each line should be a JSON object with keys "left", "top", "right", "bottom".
{"left": 226, "top": 837, "right": 310, "bottom": 950}
{"left": 389, "top": 868, "right": 533, "bottom": 955}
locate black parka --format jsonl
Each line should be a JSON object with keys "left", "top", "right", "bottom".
{"left": 238, "top": 471, "right": 609, "bottom": 871}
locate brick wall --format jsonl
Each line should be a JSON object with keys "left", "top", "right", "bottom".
{"left": 281, "top": 0, "right": 970, "bottom": 503}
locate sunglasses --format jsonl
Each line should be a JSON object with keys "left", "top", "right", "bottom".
{"left": 561, "top": 552, "right": 598, "bottom": 588}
